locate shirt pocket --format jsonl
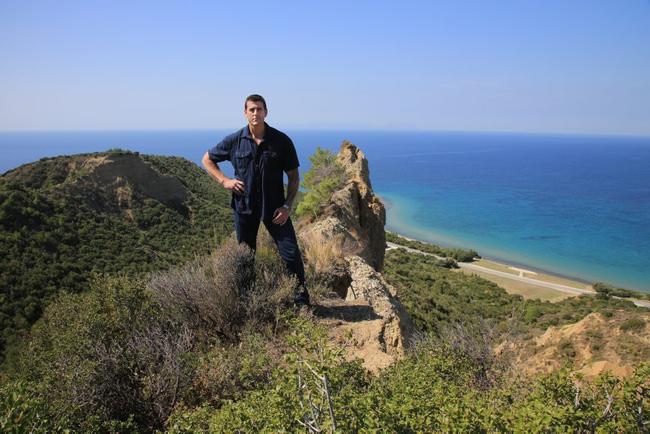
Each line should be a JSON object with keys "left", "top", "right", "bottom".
{"left": 262, "top": 150, "right": 280, "bottom": 170}
{"left": 234, "top": 150, "right": 253, "bottom": 174}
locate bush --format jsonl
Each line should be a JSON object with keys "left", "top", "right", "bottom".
{"left": 5, "top": 236, "right": 297, "bottom": 432}
{"left": 169, "top": 316, "right": 369, "bottom": 433}
{"left": 0, "top": 380, "right": 68, "bottom": 433}
{"left": 620, "top": 317, "right": 646, "bottom": 333}
{"left": 148, "top": 237, "right": 294, "bottom": 342}
{"left": 192, "top": 332, "right": 277, "bottom": 406}
{"left": 296, "top": 147, "right": 346, "bottom": 219}
{"left": 10, "top": 274, "right": 193, "bottom": 431}
{"left": 593, "top": 282, "right": 637, "bottom": 299}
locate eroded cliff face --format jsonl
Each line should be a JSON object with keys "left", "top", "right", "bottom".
{"left": 301, "top": 141, "right": 387, "bottom": 272}
{"left": 500, "top": 311, "right": 650, "bottom": 378}
{"left": 300, "top": 142, "right": 412, "bottom": 372}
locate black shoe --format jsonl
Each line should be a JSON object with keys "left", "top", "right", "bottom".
{"left": 293, "top": 290, "right": 310, "bottom": 307}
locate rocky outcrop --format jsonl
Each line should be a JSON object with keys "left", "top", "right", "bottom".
{"left": 301, "top": 141, "right": 412, "bottom": 372}
{"left": 301, "top": 141, "right": 386, "bottom": 272}
{"left": 316, "top": 256, "right": 413, "bottom": 372}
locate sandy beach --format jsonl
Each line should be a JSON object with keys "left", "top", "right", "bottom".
{"left": 385, "top": 231, "right": 650, "bottom": 307}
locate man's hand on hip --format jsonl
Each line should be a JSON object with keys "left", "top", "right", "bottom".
{"left": 222, "top": 178, "right": 245, "bottom": 195}
{"left": 272, "top": 206, "right": 290, "bottom": 225}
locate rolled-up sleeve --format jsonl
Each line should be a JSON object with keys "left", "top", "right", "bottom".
{"left": 207, "top": 134, "right": 235, "bottom": 163}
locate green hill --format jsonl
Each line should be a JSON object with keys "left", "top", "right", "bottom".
{"left": 0, "top": 150, "right": 233, "bottom": 360}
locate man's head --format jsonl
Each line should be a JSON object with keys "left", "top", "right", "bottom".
{"left": 244, "top": 94, "right": 267, "bottom": 127}
{"left": 245, "top": 94, "right": 267, "bottom": 112}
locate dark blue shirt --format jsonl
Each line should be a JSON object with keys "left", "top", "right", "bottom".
{"left": 207, "top": 123, "right": 299, "bottom": 220}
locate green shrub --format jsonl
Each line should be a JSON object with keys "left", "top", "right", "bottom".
{"left": 169, "top": 316, "right": 369, "bottom": 433}
{"left": 296, "top": 147, "right": 346, "bottom": 219}
{"left": 3, "top": 234, "right": 299, "bottom": 432}
{"left": 593, "top": 282, "right": 639, "bottom": 299}
{"left": 620, "top": 317, "right": 646, "bottom": 333}
{"left": 192, "top": 332, "right": 276, "bottom": 405}
{"left": 11, "top": 274, "right": 185, "bottom": 431}
{"left": 0, "top": 380, "right": 67, "bottom": 433}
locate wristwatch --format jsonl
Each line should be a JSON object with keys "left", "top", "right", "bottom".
{"left": 282, "top": 204, "right": 290, "bottom": 210}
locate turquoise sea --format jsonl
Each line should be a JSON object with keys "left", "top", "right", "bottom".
{"left": 1, "top": 129, "right": 649, "bottom": 292}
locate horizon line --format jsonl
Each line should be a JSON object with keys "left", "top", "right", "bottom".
{"left": 1, "top": 126, "right": 650, "bottom": 140}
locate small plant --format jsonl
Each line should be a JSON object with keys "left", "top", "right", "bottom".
{"left": 296, "top": 147, "right": 346, "bottom": 219}
{"left": 557, "top": 338, "right": 577, "bottom": 361}
{"left": 620, "top": 317, "right": 646, "bottom": 333}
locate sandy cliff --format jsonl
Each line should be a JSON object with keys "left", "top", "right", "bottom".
{"left": 300, "top": 142, "right": 413, "bottom": 372}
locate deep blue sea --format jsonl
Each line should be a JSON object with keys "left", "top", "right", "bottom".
{"left": 2, "top": 129, "right": 649, "bottom": 292}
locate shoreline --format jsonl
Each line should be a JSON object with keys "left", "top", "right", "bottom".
{"left": 386, "top": 228, "right": 650, "bottom": 306}
{"left": 388, "top": 229, "right": 590, "bottom": 286}
{"left": 378, "top": 193, "right": 648, "bottom": 294}
{"left": 386, "top": 232, "right": 650, "bottom": 307}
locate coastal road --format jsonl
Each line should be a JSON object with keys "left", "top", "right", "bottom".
{"left": 386, "top": 242, "right": 650, "bottom": 308}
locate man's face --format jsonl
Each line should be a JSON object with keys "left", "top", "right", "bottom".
{"left": 244, "top": 100, "right": 267, "bottom": 127}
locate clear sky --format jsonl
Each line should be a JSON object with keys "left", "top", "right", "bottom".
{"left": 1, "top": 0, "right": 649, "bottom": 135}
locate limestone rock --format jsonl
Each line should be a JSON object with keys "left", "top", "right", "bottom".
{"left": 301, "top": 142, "right": 413, "bottom": 372}
{"left": 315, "top": 255, "right": 413, "bottom": 372}
{"left": 301, "top": 141, "right": 386, "bottom": 271}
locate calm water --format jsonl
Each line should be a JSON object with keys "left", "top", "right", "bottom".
{"left": 2, "top": 129, "right": 649, "bottom": 291}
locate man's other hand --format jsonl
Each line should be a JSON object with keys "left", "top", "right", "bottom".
{"left": 222, "top": 178, "right": 245, "bottom": 195}
{"left": 272, "top": 206, "right": 290, "bottom": 225}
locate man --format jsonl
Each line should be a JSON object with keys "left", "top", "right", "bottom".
{"left": 202, "top": 94, "right": 309, "bottom": 306}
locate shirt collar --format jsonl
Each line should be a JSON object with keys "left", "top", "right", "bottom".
{"left": 241, "top": 122, "right": 271, "bottom": 140}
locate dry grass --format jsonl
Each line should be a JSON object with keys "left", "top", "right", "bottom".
{"left": 299, "top": 230, "right": 361, "bottom": 274}
{"left": 299, "top": 231, "right": 346, "bottom": 272}
{"left": 148, "top": 238, "right": 294, "bottom": 342}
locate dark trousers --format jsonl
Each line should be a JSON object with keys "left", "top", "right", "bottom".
{"left": 233, "top": 211, "right": 306, "bottom": 287}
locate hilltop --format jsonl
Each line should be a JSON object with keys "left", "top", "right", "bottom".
{"left": 0, "top": 150, "right": 233, "bottom": 360}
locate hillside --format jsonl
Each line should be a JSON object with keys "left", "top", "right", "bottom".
{"left": 1, "top": 144, "right": 648, "bottom": 432}
{"left": 0, "top": 150, "right": 233, "bottom": 360}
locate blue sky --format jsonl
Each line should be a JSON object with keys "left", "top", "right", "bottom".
{"left": 1, "top": 0, "right": 649, "bottom": 134}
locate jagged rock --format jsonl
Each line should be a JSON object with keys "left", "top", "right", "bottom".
{"left": 301, "top": 141, "right": 386, "bottom": 272}
{"left": 300, "top": 142, "right": 413, "bottom": 372}
{"left": 315, "top": 255, "right": 413, "bottom": 372}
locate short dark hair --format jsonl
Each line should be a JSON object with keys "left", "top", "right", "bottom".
{"left": 244, "top": 94, "right": 267, "bottom": 111}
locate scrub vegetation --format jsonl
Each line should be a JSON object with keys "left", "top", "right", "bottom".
{"left": 3, "top": 240, "right": 648, "bottom": 432}
{"left": 383, "top": 248, "right": 643, "bottom": 336}
{"left": 386, "top": 231, "right": 479, "bottom": 262}
{"left": 0, "top": 151, "right": 232, "bottom": 363}
{"left": 1, "top": 149, "right": 649, "bottom": 432}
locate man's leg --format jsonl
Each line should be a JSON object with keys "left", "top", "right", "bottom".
{"left": 233, "top": 211, "right": 261, "bottom": 251}
{"left": 263, "top": 217, "right": 309, "bottom": 304}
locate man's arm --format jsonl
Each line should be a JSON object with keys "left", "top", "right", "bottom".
{"left": 284, "top": 168, "right": 300, "bottom": 208}
{"left": 272, "top": 168, "right": 299, "bottom": 225}
{"left": 201, "top": 152, "right": 245, "bottom": 194}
